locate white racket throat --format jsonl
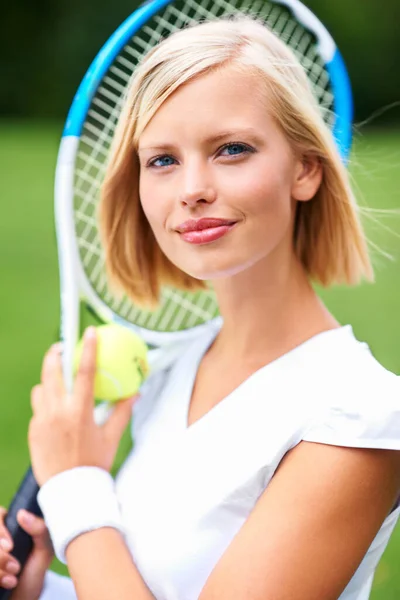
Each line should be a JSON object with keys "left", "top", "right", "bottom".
{"left": 54, "top": 0, "right": 352, "bottom": 404}
{"left": 2, "top": 0, "right": 353, "bottom": 582}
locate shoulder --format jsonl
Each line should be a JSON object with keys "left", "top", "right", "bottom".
{"left": 302, "top": 325, "right": 400, "bottom": 450}
{"left": 309, "top": 325, "right": 399, "bottom": 404}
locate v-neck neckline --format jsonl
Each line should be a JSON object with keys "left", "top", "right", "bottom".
{"left": 180, "top": 324, "right": 354, "bottom": 432}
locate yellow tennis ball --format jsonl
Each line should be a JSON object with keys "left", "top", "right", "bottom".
{"left": 74, "top": 324, "right": 149, "bottom": 402}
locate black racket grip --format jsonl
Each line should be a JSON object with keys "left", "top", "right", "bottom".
{"left": 0, "top": 467, "right": 41, "bottom": 600}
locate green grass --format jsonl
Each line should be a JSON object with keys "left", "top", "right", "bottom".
{"left": 0, "top": 121, "right": 399, "bottom": 594}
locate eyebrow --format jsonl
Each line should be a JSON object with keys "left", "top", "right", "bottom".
{"left": 204, "top": 128, "right": 263, "bottom": 144}
{"left": 137, "top": 128, "right": 264, "bottom": 153}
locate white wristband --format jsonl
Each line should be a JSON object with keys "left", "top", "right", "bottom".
{"left": 37, "top": 467, "right": 125, "bottom": 564}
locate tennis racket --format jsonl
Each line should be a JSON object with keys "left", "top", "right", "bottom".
{"left": 0, "top": 0, "right": 353, "bottom": 595}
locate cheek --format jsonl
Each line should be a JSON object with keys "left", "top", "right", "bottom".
{"left": 139, "top": 178, "right": 178, "bottom": 264}
{"left": 139, "top": 178, "right": 166, "bottom": 234}
{"left": 227, "top": 162, "right": 294, "bottom": 225}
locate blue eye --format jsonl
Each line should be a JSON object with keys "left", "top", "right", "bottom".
{"left": 219, "top": 143, "right": 253, "bottom": 157}
{"left": 149, "top": 155, "right": 176, "bottom": 168}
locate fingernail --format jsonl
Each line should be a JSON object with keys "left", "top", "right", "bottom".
{"left": 6, "top": 561, "right": 20, "bottom": 575}
{"left": 51, "top": 342, "right": 63, "bottom": 353}
{"left": 84, "top": 327, "right": 97, "bottom": 340}
{"left": 1, "top": 575, "right": 17, "bottom": 588}
{"left": 0, "top": 538, "right": 12, "bottom": 551}
{"left": 20, "top": 511, "right": 34, "bottom": 526}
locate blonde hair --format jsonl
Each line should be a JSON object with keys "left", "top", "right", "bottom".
{"left": 100, "top": 16, "right": 373, "bottom": 307}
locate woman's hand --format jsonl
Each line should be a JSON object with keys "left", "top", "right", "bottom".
{"left": 29, "top": 327, "right": 137, "bottom": 487}
{"left": 0, "top": 506, "right": 53, "bottom": 599}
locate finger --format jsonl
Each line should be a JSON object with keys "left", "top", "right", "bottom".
{"left": 16, "top": 511, "right": 53, "bottom": 554}
{"left": 40, "top": 342, "right": 63, "bottom": 382}
{"left": 0, "top": 548, "right": 20, "bottom": 574}
{"left": 41, "top": 343, "right": 65, "bottom": 400}
{"left": 73, "top": 327, "right": 97, "bottom": 412}
{"left": 0, "top": 573, "right": 18, "bottom": 590}
{"left": 0, "top": 508, "right": 12, "bottom": 551}
{"left": 0, "top": 537, "right": 13, "bottom": 554}
{"left": 30, "top": 384, "right": 44, "bottom": 416}
{"left": 0, "top": 508, "right": 20, "bottom": 585}
{"left": 103, "top": 395, "right": 137, "bottom": 445}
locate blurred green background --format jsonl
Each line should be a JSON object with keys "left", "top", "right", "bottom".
{"left": 0, "top": 0, "right": 399, "bottom": 597}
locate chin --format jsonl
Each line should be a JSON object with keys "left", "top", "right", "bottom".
{"left": 179, "top": 259, "right": 251, "bottom": 282}
{"left": 163, "top": 242, "right": 263, "bottom": 281}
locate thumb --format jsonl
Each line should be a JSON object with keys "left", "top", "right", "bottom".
{"left": 103, "top": 395, "right": 138, "bottom": 444}
{"left": 11, "top": 511, "right": 53, "bottom": 600}
{"left": 16, "top": 510, "right": 53, "bottom": 555}
{"left": 17, "top": 510, "right": 54, "bottom": 566}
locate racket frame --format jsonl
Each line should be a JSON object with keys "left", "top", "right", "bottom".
{"left": 56, "top": 0, "right": 353, "bottom": 390}
{"left": 0, "top": 5, "right": 354, "bottom": 597}
{"left": 63, "top": 0, "right": 353, "bottom": 147}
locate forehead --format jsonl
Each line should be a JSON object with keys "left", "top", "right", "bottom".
{"left": 138, "top": 66, "right": 278, "bottom": 147}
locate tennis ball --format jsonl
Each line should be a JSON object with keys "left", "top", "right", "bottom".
{"left": 74, "top": 324, "right": 149, "bottom": 402}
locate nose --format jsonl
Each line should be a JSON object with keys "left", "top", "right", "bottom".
{"left": 178, "top": 160, "right": 216, "bottom": 208}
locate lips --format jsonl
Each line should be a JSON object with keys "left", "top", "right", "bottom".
{"left": 175, "top": 218, "right": 238, "bottom": 245}
{"left": 175, "top": 218, "right": 237, "bottom": 233}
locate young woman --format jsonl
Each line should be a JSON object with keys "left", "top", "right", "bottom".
{"left": 1, "top": 16, "right": 400, "bottom": 600}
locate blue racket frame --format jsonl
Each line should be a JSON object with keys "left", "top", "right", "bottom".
{"left": 63, "top": 0, "right": 353, "bottom": 160}
{"left": 0, "top": 4, "right": 354, "bottom": 599}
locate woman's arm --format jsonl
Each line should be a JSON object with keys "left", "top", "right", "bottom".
{"left": 61, "top": 443, "right": 399, "bottom": 600}
{"left": 198, "top": 442, "right": 400, "bottom": 600}
{"left": 65, "top": 529, "right": 154, "bottom": 600}
{"left": 28, "top": 333, "right": 153, "bottom": 600}
{"left": 29, "top": 334, "right": 400, "bottom": 599}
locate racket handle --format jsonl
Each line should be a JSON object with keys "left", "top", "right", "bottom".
{"left": 0, "top": 467, "right": 41, "bottom": 600}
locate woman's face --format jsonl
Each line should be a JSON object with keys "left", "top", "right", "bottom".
{"left": 138, "top": 66, "right": 321, "bottom": 281}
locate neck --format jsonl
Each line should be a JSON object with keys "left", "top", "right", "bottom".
{"left": 211, "top": 251, "right": 339, "bottom": 362}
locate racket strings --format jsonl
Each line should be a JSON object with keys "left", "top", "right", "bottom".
{"left": 73, "top": 0, "right": 336, "bottom": 333}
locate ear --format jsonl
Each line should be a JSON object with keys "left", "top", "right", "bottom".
{"left": 291, "top": 155, "right": 323, "bottom": 202}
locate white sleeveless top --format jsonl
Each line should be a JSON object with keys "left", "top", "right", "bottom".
{"left": 40, "top": 324, "right": 400, "bottom": 600}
